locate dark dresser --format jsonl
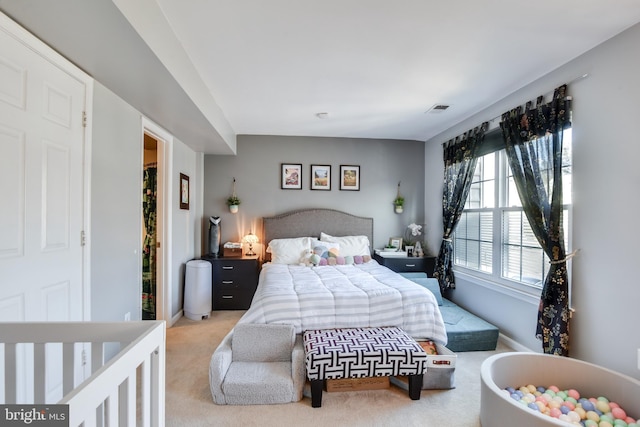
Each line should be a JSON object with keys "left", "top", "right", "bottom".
{"left": 203, "top": 255, "right": 260, "bottom": 310}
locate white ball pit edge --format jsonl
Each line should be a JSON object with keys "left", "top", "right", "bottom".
{"left": 480, "top": 352, "right": 640, "bottom": 427}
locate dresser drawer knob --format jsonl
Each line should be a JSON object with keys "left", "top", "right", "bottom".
{"left": 222, "top": 280, "right": 234, "bottom": 284}
{"left": 405, "top": 264, "right": 416, "bottom": 267}
{"left": 222, "top": 295, "right": 233, "bottom": 299}
{"left": 222, "top": 266, "right": 234, "bottom": 270}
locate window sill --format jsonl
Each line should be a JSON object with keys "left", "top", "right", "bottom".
{"left": 452, "top": 267, "right": 541, "bottom": 306}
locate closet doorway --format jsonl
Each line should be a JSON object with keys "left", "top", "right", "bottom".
{"left": 142, "top": 133, "right": 159, "bottom": 319}
{"left": 141, "top": 118, "right": 173, "bottom": 323}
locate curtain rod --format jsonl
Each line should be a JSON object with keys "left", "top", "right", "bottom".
{"left": 441, "top": 73, "right": 590, "bottom": 145}
{"left": 484, "top": 73, "right": 589, "bottom": 131}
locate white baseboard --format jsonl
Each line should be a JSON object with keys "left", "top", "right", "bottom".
{"left": 499, "top": 333, "right": 536, "bottom": 353}
{"left": 169, "top": 310, "right": 183, "bottom": 327}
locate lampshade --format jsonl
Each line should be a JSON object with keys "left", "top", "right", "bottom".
{"left": 242, "top": 232, "right": 259, "bottom": 256}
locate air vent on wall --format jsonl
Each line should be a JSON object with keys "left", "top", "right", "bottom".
{"left": 425, "top": 104, "right": 450, "bottom": 114}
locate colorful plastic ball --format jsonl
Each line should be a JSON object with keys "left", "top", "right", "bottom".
{"left": 573, "top": 407, "right": 586, "bottom": 419}
{"left": 612, "top": 407, "right": 627, "bottom": 420}
{"left": 541, "top": 393, "right": 553, "bottom": 403}
{"left": 527, "top": 402, "right": 539, "bottom": 411}
{"left": 614, "top": 420, "right": 629, "bottom": 427}
{"left": 535, "top": 401, "right": 547, "bottom": 412}
{"left": 567, "top": 411, "right": 581, "bottom": 423}
{"left": 596, "top": 399, "right": 611, "bottom": 413}
{"left": 548, "top": 385, "right": 560, "bottom": 393}
{"left": 600, "top": 422, "right": 614, "bottom": 427}
{"left": 586, "top": 410, "right": 600, "bottom": 422}
{"left": 549, "top": 407, "right": 562, "bottom": 418}
{"left": 584, "top": 420, "right": 598, "bottom": 427}
{"left": 567, "top": 388, "right": 580, "bottom": 400}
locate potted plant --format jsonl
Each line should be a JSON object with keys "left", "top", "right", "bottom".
{"left": 226, "top": 195, "right": 240, "bottom": 213}
{"left": 393, "top": 181, "right": 404, "bottom": 213}
{"left": 393, "top": 196, "right": 405, "bottom": 213}
{"left": 227, "top": 178, "right": 240, "bottom": 213}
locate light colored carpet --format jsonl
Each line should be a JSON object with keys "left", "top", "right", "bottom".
{"left": 165, "top": 311, "right": 513, "bottom": 427}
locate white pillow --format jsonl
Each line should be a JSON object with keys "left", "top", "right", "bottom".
{"left": 320, "top": 232, "right": 370, "bottom": 257}
{"left": 267, "top": 237, "right": 312, "bottom": 264}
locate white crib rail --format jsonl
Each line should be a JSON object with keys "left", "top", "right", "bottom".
{"left": 0, "top": 321, "right": 165, "bottom": 427}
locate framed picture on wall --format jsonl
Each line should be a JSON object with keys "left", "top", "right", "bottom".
{"left": 310, "top": 164, "right": 331, "bottom": 190}
{"left": 340, "top": 165, "right": 360, "bottom": 191}
{"left": 281, "top": 163, "right": 302, "bottom": 189}
{"left": 180, "top": 173, "right": 189, "bottom": 210}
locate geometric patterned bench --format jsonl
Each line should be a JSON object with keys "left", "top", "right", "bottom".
{"left": 303, "top": 326, "right": 427, "bottom": 407}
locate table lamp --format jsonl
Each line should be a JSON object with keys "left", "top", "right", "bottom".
{"left": 242, "top": 232, "right": 259, "bottom": 256}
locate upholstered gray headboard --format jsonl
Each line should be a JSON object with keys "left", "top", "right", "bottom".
{"left": 263, "top": 209, "right": 373, "bottom": 253}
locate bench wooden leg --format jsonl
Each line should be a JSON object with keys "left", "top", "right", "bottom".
{"left": 310, "top": 379, "right": 324, "bottom": 408}
{"left": 408, "top": 374, "right": 423, "bottom": 400}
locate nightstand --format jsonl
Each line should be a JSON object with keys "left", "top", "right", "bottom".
{"left": 373, "top": 253, "right": 436, "bottom": 277}
{"left": 203, "top": 255, "right": 260, "bottom": 310}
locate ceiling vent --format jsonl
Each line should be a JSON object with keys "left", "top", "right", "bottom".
{"left": 426, "top": 104, "right": 450, "bottom": 114}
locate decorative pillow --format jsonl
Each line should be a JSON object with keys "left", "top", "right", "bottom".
{"left": 312, "top": 242, "right": 340, "bottom": 259}
{"left": 319, "top": 232, "right": 370, "bottom": 257}
{"left": 266, "top": 237, "right": 312, "bottom": 265}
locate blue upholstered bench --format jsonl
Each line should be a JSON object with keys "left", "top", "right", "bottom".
{"left": 303, "top": 326, "right": 427, "bottom": 408}
{"left": 399, "top": 273, "right": 499, "bottom": 352}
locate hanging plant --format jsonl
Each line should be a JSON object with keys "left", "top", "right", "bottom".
{"left": 227, "top": 178, "right": 241, "bottom": 213}
{"left": 393, "top": 181, "right": 404, "bottom": 213}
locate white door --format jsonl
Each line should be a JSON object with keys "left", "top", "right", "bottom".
{"left": 0, "top": 17, "right": 88, "bottom": 403}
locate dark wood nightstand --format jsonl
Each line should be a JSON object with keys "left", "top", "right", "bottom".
{"left": 373, "top": 253, "right": 436, "bottom": 277}
{"left": 203, "top": 255, "right": 260, "bottom": 310}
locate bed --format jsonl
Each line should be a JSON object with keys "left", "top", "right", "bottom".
{"left": 236, "top": 208, "right": 447, "bottom": 345}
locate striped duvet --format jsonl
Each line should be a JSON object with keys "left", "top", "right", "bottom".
{"left": 237, "top": 261, "right": 448, "bottom": 345}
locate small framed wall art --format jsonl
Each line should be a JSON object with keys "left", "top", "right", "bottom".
{"left": 179, "top": 173, "right": 189, "bottom": 210}
{"left": 281, "top": 163, "right": 302, "bottom": 189}
{"left": 340, "top": 165, "right": 360, "bottom": 191}
{"left": 310, "top": 164, "right": 331, "bottom": 190}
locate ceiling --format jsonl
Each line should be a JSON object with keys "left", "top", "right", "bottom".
{"left": 2, "top": 1, "right": 640, "bottom": 154}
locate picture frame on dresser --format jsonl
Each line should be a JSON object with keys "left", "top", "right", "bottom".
{"left": 388, "top": 237, "right": 403, "bottom": 251}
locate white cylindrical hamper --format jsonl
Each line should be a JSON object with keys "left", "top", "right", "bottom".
{"left": 184, "top": 260, "right": 212, "bottom": 320}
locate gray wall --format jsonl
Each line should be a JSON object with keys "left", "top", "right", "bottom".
{"left": 91, "top": 82, "right": 200, "bottom": 322}
{"left": 204, "top": 135, "right": 426, "bottom": 253}
{"left": 425, "top": 22, "right": 640, "bottom": 379}
{"left": 91, "top": 82, "right": 142, "bottom": 322}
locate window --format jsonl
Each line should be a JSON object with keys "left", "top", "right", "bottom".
{"left": 454, "top": 129, "right": 572, "bottom": 291}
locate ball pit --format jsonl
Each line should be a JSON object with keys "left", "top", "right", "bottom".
{"left": 502, "top": 384, "right": 637, "bottom": 426}
{"left": 480, "top": 352, "right": 640, "bottom": 427}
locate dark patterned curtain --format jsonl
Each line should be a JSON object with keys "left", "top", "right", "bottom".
{"left": 434, "top": 123, "right": 487, "bottom": 292}
{"left": 142, "top": 164, "right": 157, "bottom": 320}
{"left": 500, "top": 85, "right": 571, "bottom": 356}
